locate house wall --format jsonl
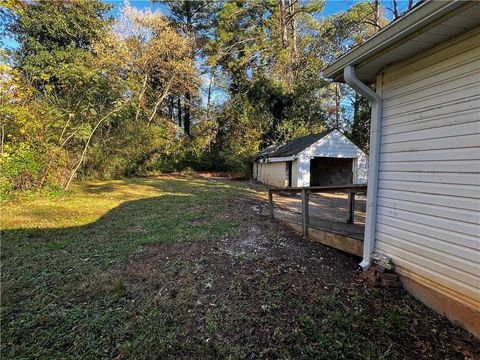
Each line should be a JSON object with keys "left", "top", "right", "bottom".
{"left": 373, "top": 30, "right": 480, "bottom": 335}
{"left": 257, "top": 161, "right": 288, "bottom": 187}
{"left": 297, "top": 130, "right": 368, "bottom": 187}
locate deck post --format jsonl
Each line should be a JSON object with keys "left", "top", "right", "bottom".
{"left": 347, "top": 192, "right": 355, "bottom": 224}
{"left": 268, "top": 189, "right": 274, "bottom": 218}
{"left": 302, "top": 189, "right": 309, "bottom": 237}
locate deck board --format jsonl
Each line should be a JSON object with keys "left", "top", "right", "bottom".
{"left": 272, "top": 192, "right": 366, "bottom": 240}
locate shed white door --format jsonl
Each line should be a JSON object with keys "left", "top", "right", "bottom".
{"left": 375, "top": 31, "right": 480, "bottom": 309}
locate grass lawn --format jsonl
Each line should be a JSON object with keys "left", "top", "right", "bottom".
{"left": 1, "top": 176, "right": 478, "bottom": 359}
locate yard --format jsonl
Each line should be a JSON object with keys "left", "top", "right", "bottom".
{"left": 1, "top": 176, "right": 478, "bottom": 359}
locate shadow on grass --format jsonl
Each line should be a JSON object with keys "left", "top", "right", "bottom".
{"left": 2, "top": 191, "right": 240, "bottom": 276}
{"left": 2, "top": 177, "right": 479, "bottom": 359}
{"left": 2, "top": 177, "right": 252, "bottom": 279}
{"left": 1, "top": 176, "right": 252, "bottom": 358}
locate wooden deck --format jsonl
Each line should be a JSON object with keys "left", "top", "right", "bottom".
{"left": 268, "top": 191, "right": 366, "bottom": 256}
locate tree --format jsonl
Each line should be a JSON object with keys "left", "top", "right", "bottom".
{"left": 388, "top": 0, "right": 420, "bottom": 20}
{"left": 156, "top": 0, "right": 216, "bottom": 137}
{"left": 85, "top": 4, "right": 199, "bottom": 177}
{"left": 347, "top": 92, "right": 370, "bottom": 152}
{"left": 3, "top": 0, "right": 198, "bottom": 191}
{"left": 207, "top": 1, "right": 327, "bottom": 145}
{"left": 3, "top": 0, "right": 117, "bottom": 190}
{"left": 313, "top": 2, "right": 387, "bottom": 138}
{"left": 1, "top": 0, "right": 401, "bottom": 193}
{"left": 8, "top": 0, "right": 112, "bottom": 92}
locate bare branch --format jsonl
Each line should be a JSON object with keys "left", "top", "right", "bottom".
{"left": 65, "top": 101, "right": 128, "bottom": 190}
{"left": 147, "top": 77, "right": 174, "bottom": 126}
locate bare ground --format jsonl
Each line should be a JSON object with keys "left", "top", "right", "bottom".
{"left": 115, "top": 195, "right": 480, "bottom": 359}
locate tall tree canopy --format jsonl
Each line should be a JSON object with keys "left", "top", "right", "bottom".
{"left": 1, "top": 0, "right": 393, "bottom": 196}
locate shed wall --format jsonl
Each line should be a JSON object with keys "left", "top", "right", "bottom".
{"left": 297, "top": 130, "right": 368, "bottom": 187}
{"left": 374, "top": 31, "right": 480, "bottom": 315}
{"left": 291, "top": 160, "right": 299, "bottom": 187}
{"left": 258, "top": 162, "right": 288, "bottom": 187}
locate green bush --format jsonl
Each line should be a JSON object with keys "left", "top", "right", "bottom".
{"left": 0, "top": 142, "right": 69, "bottom": 197}
{"left": 0, "top": 143, "right": 44, "bottom": 194}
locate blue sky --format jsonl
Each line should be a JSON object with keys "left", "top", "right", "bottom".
{"left": 2, "top": 0, "right": 412, "bottom": 50}
{"left": 103, "top": 0, "right": 366, "bottom": 19}
{"left": 103, "top": 0, "right": 411, "bottom": 20}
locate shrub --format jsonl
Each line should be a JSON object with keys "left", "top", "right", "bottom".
{"left": 0, "top": 142, "right": 69, "bottom": 197}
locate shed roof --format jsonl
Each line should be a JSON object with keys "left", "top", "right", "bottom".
{"left": 323, "top": 0, "right": 480, "bottom": 84}
{"left": 255, "top": 129, "right": 334, "bottom": 160}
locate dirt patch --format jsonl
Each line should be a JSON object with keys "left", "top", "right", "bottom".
{"left": 115, "top": 193, "right": 479, "bottom": 359}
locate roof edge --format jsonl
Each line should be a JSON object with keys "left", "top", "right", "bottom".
{"left": 323, "top": 0, "right": 469, "bottom": 82}
{"left": 254, "top": 129, "right": 336, "bottom": 160}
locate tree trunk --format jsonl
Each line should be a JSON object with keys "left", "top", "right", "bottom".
{"left": 184, "top": 92, "right": 191, "bottom": 137}
{"left": 353, "top": 92, "right": 359, "bottom": 125}
{"left": 0, "top": 124, "right": 4, "bottom": 156}
{"left": 147, "top": 79, "right": 174, "bottom": 126}
{"left": 206, "top": 71, "right": 215, "bottom": 118}
{"left": 288, "top": 0, "right": 297, "bottom": 87}
{"left": 183, "top": 2, "right": 193, "bottom": 138}
{"left": 374, "top": 0, "right": 380, "bottom": 27}
{"left": 168, "top": 95, "right": 174, "bottom": 121}
{"left": 279, "top": 0, "right": 291, "bottom": 88}
{"left": 177, "top": 97, "right": 182, "bottom": 127}
{"left": 135, "top": 73, "right": 148, "bottom": 122}
{"left": 278, "top": 0, "right": 288, "bottom": 49}
{"left": 288, "top": 0, "right": 297, "bottom": 62}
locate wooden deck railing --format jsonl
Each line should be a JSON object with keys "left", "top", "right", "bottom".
{"left": 267, "top": 184, "right": 367, "bottom": 237}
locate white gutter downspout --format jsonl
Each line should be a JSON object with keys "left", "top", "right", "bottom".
{"left": 344, "top": 65, "right": 382, "bottom": 271}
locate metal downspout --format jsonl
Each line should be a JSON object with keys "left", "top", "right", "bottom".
{"left": 344, "top": 65, "right": 383, "bottom": 271}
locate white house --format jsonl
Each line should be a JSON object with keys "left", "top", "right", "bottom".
{"left": 253, "top": 129, "right": 368, "bottom": 188}
{"left": 324, "top": 0, "right": 480, "bottom": 337}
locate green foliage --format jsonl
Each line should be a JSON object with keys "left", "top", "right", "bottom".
{"left": 8, "top": 0, "right": 112, "bottom": 90}
{"left": 1, "top": 0, "right": 385, "bottom": 194}
{"left": 204, "top": 0, "right": 380, "bottom": 172}
{"left": 348, "top": 93, "right": 371, "bottom": 152}
{"left": 0, "top": 141, "right": 70, "bottom": 197}
{"left": 0, "top": 142, "right": 42, "bottom": 194}
{"left": 2, "top": 0, "right": 201, "bottom": 194}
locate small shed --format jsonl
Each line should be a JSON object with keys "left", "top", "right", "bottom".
{"left": 324, "top": 0, "right": 480, "bottom": 337}
{"left": 253, "top": 129, "right": 368, "bottom": 188}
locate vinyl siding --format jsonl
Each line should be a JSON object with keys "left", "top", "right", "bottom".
{"left": 375, "top": 30, "right": 480, "bottom": 309}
